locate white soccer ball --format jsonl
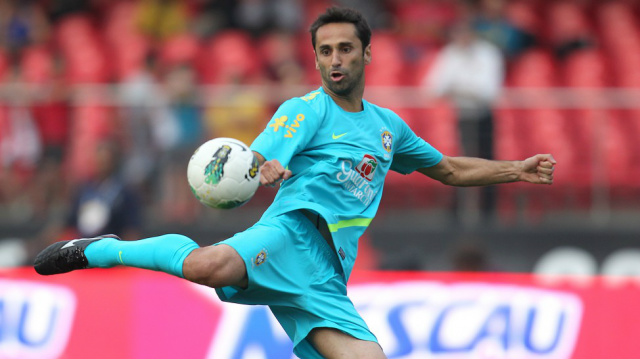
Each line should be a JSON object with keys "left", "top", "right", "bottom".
{"left": 187, "top": 138, "right": 260, "bottom": 209}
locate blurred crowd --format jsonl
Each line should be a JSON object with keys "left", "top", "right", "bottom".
{"left": 0, "top": 0, "right": 636, "bottom": 266}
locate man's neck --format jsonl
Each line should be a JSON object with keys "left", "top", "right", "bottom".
{"left": 323, "top": 86, "right": 364, "bottom": 113}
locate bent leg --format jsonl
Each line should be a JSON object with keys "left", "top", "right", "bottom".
{"left": 87, "top": 234, "right": 247, "bottom": 288}
{"left": 307, "top": 328, "right": 387, "bottom": 359}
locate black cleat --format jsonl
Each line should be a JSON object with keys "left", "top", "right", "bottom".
{"left": 34, "top": 234, "right": 120, "bottom": 275}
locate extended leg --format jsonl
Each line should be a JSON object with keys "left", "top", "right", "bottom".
{"left": 34, "top": 234, "right": 247, "bottom": 289}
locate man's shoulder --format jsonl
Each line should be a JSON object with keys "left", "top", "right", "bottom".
{"left": 365, "top": 100, "right": 401, "bottom": 120}
{"left": 298, "top": 88, "right": 325, "bottom": 104}
{"left": 280, "top": 88, "right": 325, "bottom": 109}
{"left": 277, "top": 88, "right": 330, "bottom": 119}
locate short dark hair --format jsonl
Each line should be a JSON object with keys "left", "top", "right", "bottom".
{"left": 309, "top": 7, "right": 371, "bottom": 52}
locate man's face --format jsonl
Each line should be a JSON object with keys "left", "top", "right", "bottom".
{"left": 314, "top": 22, "right": 371, "bottom": 97}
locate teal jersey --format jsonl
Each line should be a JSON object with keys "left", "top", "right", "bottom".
{"left": 251, "top": 87, "right": 443, "bottom": 279}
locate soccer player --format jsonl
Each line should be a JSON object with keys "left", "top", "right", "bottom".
{"left": 34, "top": 7, "right": 556, "bottom": 359}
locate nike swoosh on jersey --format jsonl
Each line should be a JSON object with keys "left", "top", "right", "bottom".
{"left": 332, "top": 133, "right": 347, "bottom": 140}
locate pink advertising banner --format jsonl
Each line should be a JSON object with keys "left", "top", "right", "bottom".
{"left": 0, "top": 267, "right": 638, "bottom": 359}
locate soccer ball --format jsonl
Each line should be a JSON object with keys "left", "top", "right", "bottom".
{"left": 187, "top": 138, "right": 260, "bottom": 209}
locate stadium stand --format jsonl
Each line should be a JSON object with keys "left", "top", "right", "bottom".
{"left": 0, "top": 0, "right": 639, "bottom": 227}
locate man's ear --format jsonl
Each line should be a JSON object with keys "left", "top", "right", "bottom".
{"left": 364, "top": 44, "right": 372, "bottom": 65}
{"left": 314, "top": 51, "right": 319, "bottom": 70}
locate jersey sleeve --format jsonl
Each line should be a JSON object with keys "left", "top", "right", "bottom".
{"left": 250, "top": 98, "right": 321, "bottom": 168}
{"left": 390, "top": 115, "right": 443, "bottom": 175}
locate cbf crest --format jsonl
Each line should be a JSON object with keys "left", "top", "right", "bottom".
{"left": 381, "top": 131, "right": 393, "bottom": 152}
{"left": 253, "top": 248, "right": 268, "bottom": 267}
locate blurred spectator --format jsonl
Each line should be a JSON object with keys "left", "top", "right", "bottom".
{"left": 37, "top": 138, "right": 142, "bottom": 249}
{"left": 135, "top": 0, "right": 189, "bottom": 41}
{"left": 547, "top": 1, "right": 595, "bottom": 61}
{"left": 197, "top": 29, "right": 261, "bottom": 84}
{"left": 30, "top": 136, "right": 142, "bottom": 265}
{"left": 391, "top": 0, "right": 458, "bottom": 62}
{"left": 471, "top": 0, "right": 536, "bottom": 60}
{"left": 338, "top": 0, "right": 390, "bottom": 30}
{"left": 163, "top": 63, "right": 202, "bottom": 150}
{"left": 235, "top": 0, "right": 303, "bottom": 36}
{"left": 0, "top": 66, "right": 42, "bottom": 222}
{"left": 156, "top": 63, "right": 203, "bottom": 222}
{"left": 31, "top": 55, "right": 69, "bottom": 163}
{"left": 0, "top": 66, "right": 41, "bottom": 173}
{"left": 30, "top": 56, "right": 71, "bottom": 215}
{"left": 69, "top": 138, "right": 142, "bottom": 239}
{"left": 119, "top": 52, "right": 165, "bottom": 191}
{"left": 0, "top": 238, "right": 28, "bottom": 267}
{"left": 423, "top": 21, "right": 504, "bottom": 224}
{"left": 204, "top": 87, "right": 268, "bottom": 146}
{"left": 450, "top": 239, "right": 492, "bottom": 272}
{"left": 0, "top": 110, "right": 41, "bottom": 221}
{"left": 260, "top": 30, "right": 305, "bottom": 85}
{"left": 45, "top": 0, "right": 89, "bottom": 22}
{"left": 0, "top": 0, "right": 50, "bottom": 56}
{"left": 190, "top": 0, "right": 238, "bottom": 38}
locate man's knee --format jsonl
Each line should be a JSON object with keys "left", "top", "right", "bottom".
{"left": 308, "top": 328, "right": 387, "bottom": 359}
{"left": 182, "top": 244, "right": 247, "bottom": 288}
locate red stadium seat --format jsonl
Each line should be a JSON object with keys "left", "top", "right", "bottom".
{"left": 104, "top": 1, "right": 139, "bottom": 43}
{"left": 0, "top": 49, "right": 7, "bottom": 80}
{"left": 604, "top": 111, "right": 640, "bottom": 193}
{"left": 67, "top": 104, "right": 118, "bottom": 182}
{"left": 596, "top": 2, "right": 640, "bottom": 88}
{"left": 55, "top": 14, "right": 96, "bottom": 52}
{"left": 197, "top": 30, "right": 260, "bottom": 84}
{"left": 259, "top": 32, "right": 297, "bottom": 65}
{"left": 160, "top": 32, "right": 200, "bottom": 68}
{"left": 563, "top": 50, "right": 609, "bottom": 87}
{"left": 508, "top": 49, "right": 557, "bottom": 87}
{"left": 111, "top": 34, "right": 150, "bottom": 81}
{"left": 597, "top": 1, "right": 639, "bottom": 48}
{"left": 495, "top": 100, "right": 593, "bottom": 218}
{"left": 366, "top": 32, "right": 406, "bottom": 86}
{"left": 65, "top": 44, "right": 110, "bottom": 83}
{"left": 559, "top": 49, "right": 608, "bottom": 202}
{"left": 420, "top": 100, "right": 459, "bottom": 157}
{"left": 494, "top": 107, "right": 521, "bottom": 220}
{"left": 494, "top": 108, "right": 522, "bottom": 159}
{"left": 411, "top": 50, "right": 440, "bottom": 87}
{"left": 505, "top": 1, "right": 541, "bottom": 38}
{"left": 546, "top": 1, "right": 593, "bottom": 46}
{"left": 303, "top": 0, "right": 334, "bottom": 30}
{"left": 20, "top": 46, "right": 54, "bottom": 84}
{"left": 528, "top": 109, "right": 583, "bottom": 185}
{"left": 55, "top": 14, "right": 111, "bottom": 83}
{"left": 103, "top": 1, "right": 150, "bottom": 80}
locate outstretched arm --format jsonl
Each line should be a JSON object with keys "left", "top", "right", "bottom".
{"left": 418, "top": 154, "right": 556, "bottom": 186}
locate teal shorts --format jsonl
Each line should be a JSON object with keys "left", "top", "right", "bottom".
{"left": 215, "top": 210, "right": 377, "bottom": 359}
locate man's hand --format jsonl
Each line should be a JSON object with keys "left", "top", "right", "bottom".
{"left": 259, "top": 159, "right": 292, "bottom": 187}
{"left": 520, "top": 154, "right": 556, "bottom": 184}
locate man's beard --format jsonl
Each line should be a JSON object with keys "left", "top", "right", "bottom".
{"left": 323, "top": 68, "right": 363, "bottom": 96}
